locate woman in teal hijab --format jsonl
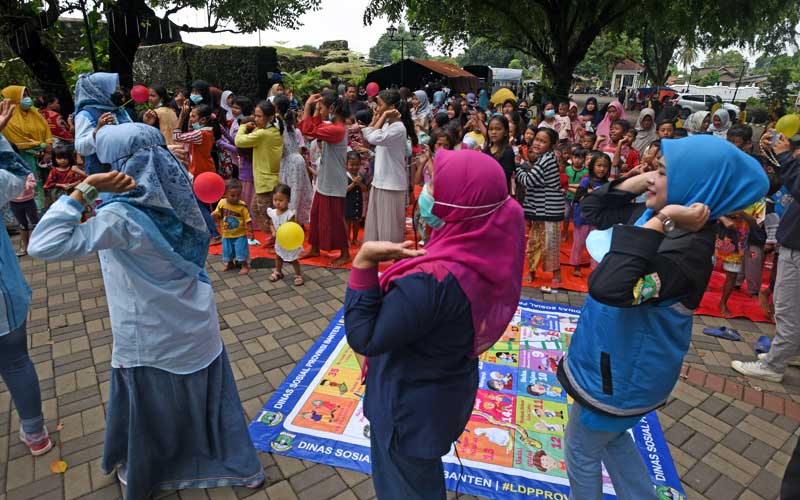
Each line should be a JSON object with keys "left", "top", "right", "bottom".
{"left": 559, "top": 135, "right": 768, "bottom": 499}
{"left": 478, "top": 88, "right": 490, "bottom": 110}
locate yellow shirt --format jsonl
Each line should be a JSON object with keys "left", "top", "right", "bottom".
{"left": 213, "top": 199, "right": 252, "bottom": 239}
{"left": 235, "top": 125, "right": 283, "bottom": 194}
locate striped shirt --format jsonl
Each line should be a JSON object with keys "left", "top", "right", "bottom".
{"left": 173, "top": 127, "right": 216, "bottom": 176}
{"left": 515, "top": 151, "right": 565, "bottom": 221}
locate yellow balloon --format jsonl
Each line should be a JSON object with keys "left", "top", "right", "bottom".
{"left": 276, "top": 221, "right": 305, "bottom": 250}
{"left": 776, "top": 114, "right": 800, "bottom": 138}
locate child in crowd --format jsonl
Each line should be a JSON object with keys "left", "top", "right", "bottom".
{"left": 570, "top": 153, "right": 610, "bottom": 277}
{"left": 716, "top": 207, "right": 761, "bottom": 316}
{"left": 43, "top": 146, "right": 86, "bottom": 206}
{"left": 212, "top": 178, "right": 254, "bottom": 275}
{"left": 515, "top": 128, "right": 564, "bottom": 286}
{"left": 267, "top": 184, "right": 304, "bottom": 286}
{"left": 345, "top": 151, "right": 368, "bottom": 246}
{"left": 9, "top": 171, "right": 38, "bottom": 256}
{"left": 598, "top": 120, "right": 636, "bottom": 179}
{"left": 175, "top": 102, "right": 223, "bottom": 243}
{"left": 620, "top": 128, "right": 640, "bottom": 174}
{"left": 656, "top": 119, "right": 675, "bottom": 139}
{"left": 673, "top": 128, "right": 689, "bottom": 138}
{"left": 580, "top": 131, "right": 597, "bottom": 152}
{"left": 564, "top": 147, "right": 589, "bottom": 241}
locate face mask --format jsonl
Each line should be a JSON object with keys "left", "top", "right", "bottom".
{"left": 544, "top": 109, "right": 556, "bottom": 118}
{"left": 20, "top": 97, "right": 33, "bottom": 110}
{"left": 110, "top": 92, "right": 124, "bottom": 106}
{"left": 328, "top": 113, "right": 335, "bottom": 121}
{"left": 192, "top": 122, "right": 202, "bottom": 130}
{"left": 190, "top": 94, "right": 203, "bottom": 105}
{"left": 156, "top": 102, "right": 163, "bottom": 108}
{"left": 418, "top": 186, "right": 445, "bottom": 229}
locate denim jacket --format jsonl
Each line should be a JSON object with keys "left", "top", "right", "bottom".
{"left": 0, "top": 170, "right": 31, "bottom": 336}
{"left": 28, "top": 196, "right": 222, "bottom": 374}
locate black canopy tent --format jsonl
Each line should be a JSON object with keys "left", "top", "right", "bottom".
{"left": 366, "top": 59, "right": 480, "bottom": 94}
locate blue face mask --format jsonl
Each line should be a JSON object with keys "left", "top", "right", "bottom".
{"left": 544, "top": 109, "right": 555, "bottom": 118}
{"left": 20, "top": 97, "right": 33, "bottom": 110}
{"left": 418, "top": 185, "right": 445, "bottom": 229}
{"left": 190, "top": 94, "right": 203, "bottom": 104}
{"left": 328, "top": 113, "right": 335, "bottom": 121}
{"left": 192, "top": 122, "right": 202, "bottom": 130}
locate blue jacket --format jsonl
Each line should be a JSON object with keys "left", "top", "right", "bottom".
{"left": 559, "top": 136, "right": 768, "bottom": 432}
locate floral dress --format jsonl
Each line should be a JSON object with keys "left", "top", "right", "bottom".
{"left": 279, "top": 127, "right": 313, "bottom": 225}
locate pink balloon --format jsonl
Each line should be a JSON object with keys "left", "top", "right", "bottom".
{"left": 131, "top": 85, "right": 149, "bottom": 104}
{"left": 194, "top": 172, "right": 225, "bottom": 204}
{"left": 366, "top": 82, "right": 379, "bottom": 97}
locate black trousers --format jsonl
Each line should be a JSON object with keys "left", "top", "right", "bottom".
{"left": 782, "top": 438, "right": 800, "bottom": 499}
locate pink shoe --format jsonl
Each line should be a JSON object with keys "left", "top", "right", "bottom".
{"left": 19, "top": 427, "right": 54, "bottom": 456}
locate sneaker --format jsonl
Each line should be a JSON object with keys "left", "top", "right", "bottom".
{"left": 731, "top": 360, "right": 783, "bottom": 382}
{"left": 18, "top": 427, "right": 53, "bottom": 456}
{"left": 757, "top": 353, "right": 800, "bottom": 367}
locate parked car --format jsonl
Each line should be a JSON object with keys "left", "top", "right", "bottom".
{"left": 674, "top": 93, "right": 740, "bottom": 121}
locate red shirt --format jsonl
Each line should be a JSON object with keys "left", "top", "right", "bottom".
{"left": 40, "top": 109, "right": 73, "bottom": 142}
{"left": 173, "top": 128, "right": 216, "bottom": 176}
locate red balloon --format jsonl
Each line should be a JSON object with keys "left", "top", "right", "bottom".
{"left": 366, "top": 82, "right": 379, "bottom": 97}
{"left": 131, "top": 85, "right": 149, "bottom": 104}
{"left": 194, "top": 172, "right": 225, "bottom": 203}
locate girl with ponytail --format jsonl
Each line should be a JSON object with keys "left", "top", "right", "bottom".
{"left": 362, "top": 89, "right": 414, "bottom": 243}
{"left": 274, "top": 95, "right": 313, "bottom": 226}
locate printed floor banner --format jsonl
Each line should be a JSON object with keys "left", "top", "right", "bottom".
{"left": 249, "top": 299, "right": 686, "bottom": 500}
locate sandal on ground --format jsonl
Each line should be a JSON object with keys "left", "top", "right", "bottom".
{"left": 294, "top": 275, "right": 305, "bottom": 286}
{"left": 755, "top": 335, "right": 772, "bottom": 355}
{"left": 269, "top": 271, "right": 284, "bottom": 282}
{"left": 702, "top": 326, "right": 741, "bottom": 341}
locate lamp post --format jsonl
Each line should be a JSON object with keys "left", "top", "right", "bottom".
{"left": 386, "top": 24, "right": 421, "bottom": 87}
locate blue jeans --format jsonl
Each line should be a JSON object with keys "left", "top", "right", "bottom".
{"left": 564, "top": 403, "right": 657, "bottom": 500}
{"left": 196, "top": 198, "right": 220, "bottom": 238}
{"left": 222, "top": 236, "right": 249, "bottom": 264}
{"left": 370, "top": 432, "right": 445, "bottom": 500}
{"left": 0, "top": 322, "right": 44, "bottom": 434}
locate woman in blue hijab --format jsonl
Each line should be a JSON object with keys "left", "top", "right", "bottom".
{"left": 29, "top": 123, "right": 265, "bottom": 498}
{"left": 73, "top": 73, "right": 133, "bottom": 174}
{"left": 478, "top": 88, "right": 490, "bottom": 110}
{"left": 558, "top": 135, "right": 768, "bottom": 499}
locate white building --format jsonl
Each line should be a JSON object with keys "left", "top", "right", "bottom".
{"left": 610, "top": 59, "right": 644, "bottom": 93}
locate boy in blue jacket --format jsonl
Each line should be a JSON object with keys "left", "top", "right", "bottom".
{"left": 558, "top": 135, "right": 768, "bottom": 499}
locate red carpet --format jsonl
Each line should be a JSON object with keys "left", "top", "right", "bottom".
{"left": 695, "top": 260, "right": 773, "bottom": 323}
{"left": 208, "top": 224, "right": 772, "bottom": 324}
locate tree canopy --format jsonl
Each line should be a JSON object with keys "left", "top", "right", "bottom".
{"left": 575, "top": 32, "right": 642, "bottom": 80}
{"left": 367, "top": 24, "right": 429, "bottom": 64}
{"left": 702, "top": 50, "right": 746, "bottom": 70}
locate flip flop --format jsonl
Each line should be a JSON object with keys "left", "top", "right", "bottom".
{"left": 755, "top": 335, "right": 772, "bottom": 355}
{"left": 702, "top": 326, "right": 741, "bottom": 341}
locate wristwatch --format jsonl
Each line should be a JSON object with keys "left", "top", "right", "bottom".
{"left": 74, "top": 182, "right": 99, "bottom": 206}
{"left": 654, "top": 211, "right": 676, "bottom": 233}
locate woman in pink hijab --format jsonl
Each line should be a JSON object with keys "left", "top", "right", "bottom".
{"left": 596, "top": 100, "right": 627, "bottom": 148}
{"left": 344, "top": 148, "right": 525, "bottom": 498}
{"left": 568, "top": 101, "right": 584, "bottom": 143}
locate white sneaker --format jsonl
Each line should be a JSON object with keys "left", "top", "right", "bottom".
{"left": 731, "top": 360, "right": 783, "bottom": 382}
{"left": 757, "top": 353, "right": 800, "bottom": 367}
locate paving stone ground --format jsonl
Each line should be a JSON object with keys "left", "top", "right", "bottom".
{"left": 1, "top": 248, "right": 797, "bottom": 500}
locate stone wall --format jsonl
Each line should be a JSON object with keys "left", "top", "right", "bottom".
{"left": 132, "top": 42, "right": 278, "bottom": 99}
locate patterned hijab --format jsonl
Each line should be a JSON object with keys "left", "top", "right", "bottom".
{"left": 95, "top": 123, "right": 209, "bottom": 277}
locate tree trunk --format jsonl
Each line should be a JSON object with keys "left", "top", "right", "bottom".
{"left": 107, "top": 0, "right": 181, "bottom": 88}
{"left": 6, "top": 29, "right": 75, "bottom": 115}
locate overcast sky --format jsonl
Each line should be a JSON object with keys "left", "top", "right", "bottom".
{"left": 157, "top": 0, "right": 445, "bottom": 56}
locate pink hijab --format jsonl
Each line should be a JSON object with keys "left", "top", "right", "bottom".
{"left": 379, "top": 149, "right": 526, "bottom": 356}
{"left": 595, "top": 100, "right": 627, "bottom": 139}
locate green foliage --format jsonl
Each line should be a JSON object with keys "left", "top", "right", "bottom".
{"left": 761, "top": 61, "right": 796, "bottom": 114}
{"left": 575, "top": 32, "right": 642, "bottom": 80}
{"left": 0, "top": 57, "right": 35, "bottom": 90}
{"left": 153, "top": 0, "right": 322, "bottom": 34}
{"left": 702, "top": 50, "right": 745, "bottom": 69}
{"left": 368, "top": 24, "right": 428, "bottom": 64}
{"left": 699, "top": 70, "right": 720, "bottom": 86}
{"left": 508, "top": 59, "right": 522, "bottom": 69}
{"left": 65, "top": 57, "right": 95, "bottom": 89}
{"left": 273, "top": 46, "right": 316, "bottom": 56}
{"left": 282, "top": 69, "right": 325, "bottom": 100}
{"left": 457, "top": 38, "right": 517, "bottom": 67}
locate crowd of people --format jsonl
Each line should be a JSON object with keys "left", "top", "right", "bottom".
{"left": 1, "top": 71, "right": 799, "bottom": 498}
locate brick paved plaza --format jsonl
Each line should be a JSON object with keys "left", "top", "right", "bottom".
{"left": 1, "top": 248, "right": 798, "bottom": 500}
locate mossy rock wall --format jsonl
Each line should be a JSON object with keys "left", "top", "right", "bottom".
{"left": 133, "top": 42, "right": 278, "bottom": 99}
